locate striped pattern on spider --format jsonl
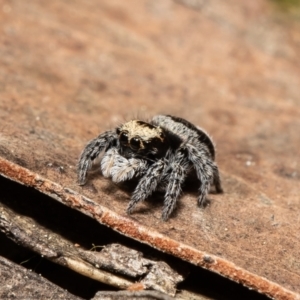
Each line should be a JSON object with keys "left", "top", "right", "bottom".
{"left": 77, "top": 115, "right": 223, "bottom": 221}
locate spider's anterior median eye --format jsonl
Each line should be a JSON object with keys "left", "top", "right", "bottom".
{"left": 129, "top": 137, "right": 141, "bottom": 150}
{"left": 119, "top": 132, "right": 129, "bottom": 145}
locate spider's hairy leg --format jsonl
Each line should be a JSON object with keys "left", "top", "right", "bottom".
{"left": 127, "top": 159, "right": 166, "bottom": 215}
{"left": 77, "top": 131, "right": 117, "bottom": 185}
{"left": 212, "top": 165, "right": 223, "bottom": 193}
{"left": 186, "top": 144, "right": 215, "bottom": 206}
{"left": 162, "top": 153, "right": 188, "bottom": 220}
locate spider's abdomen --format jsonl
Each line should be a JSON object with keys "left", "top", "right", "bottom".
{"left": 152, "top": 115, "right": 215, "bottom": 160}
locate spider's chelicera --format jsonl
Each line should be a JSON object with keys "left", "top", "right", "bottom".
{"left": 77, "top": 115, "right": 223, "bottom": 221}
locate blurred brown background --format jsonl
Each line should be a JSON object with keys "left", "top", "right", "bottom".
{"left": 0, "top": 0, "right": 300, "bottom": 299}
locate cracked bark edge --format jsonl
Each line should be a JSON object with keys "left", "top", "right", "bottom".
{"left": 93, "top": 290, "right": 174, "bottom": 300}
{"left": 79, "top": 245, "right": 184, "bottom": 296}
{"left": 80, "top": 244, "right": 184, "bottom": 296}
{"left": 0, "top": 255, "right": 83, "bottom": 300}
{"left": 79, "top": 244, "right": 150, "bottom": 278}
{"left": 0, "top": 204, "right": 133, "bottom": 290}
{"left": 0, "top": 157, "right": 299, "bottom": 300}
{"left": 0, "top": 203, "right": 184, "bottom": 296}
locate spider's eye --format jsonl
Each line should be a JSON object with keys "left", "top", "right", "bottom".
{"left": 129, "top": 137, "right": 141, "bottom": 150}
{"left": 119, "top": 132, "right": 128, "bottom": 145}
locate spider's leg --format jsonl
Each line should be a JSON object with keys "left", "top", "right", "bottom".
{"left": 162, "top": 152, "right": 188, "bottom": 220}
{"left": 127, "top": 159, "right": 166, "bottom": 215}
{"left": 186, "top": 144, "right": 215, "bottom": 206}
{"left": 110, "top": 154, "right": 148, "bottom": 183}
{"left": 212, "top": 165, "right": 223, "bottom": 193}
{"left": 77, "top": 131, "right": 117, "bottom": 185}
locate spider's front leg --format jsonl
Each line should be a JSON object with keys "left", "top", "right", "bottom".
{"left": 77, "top": 131, "right": 117, "bottom": 185}
{"left": 101, "top": 148, "right": 148, "bottom": 183}
{"left": 126, "top": 159, "right": 167, "bottom": 215}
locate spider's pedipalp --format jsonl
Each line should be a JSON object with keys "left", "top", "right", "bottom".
{"left": 77, "top": 131, "right": 117, "bottom": 185}
{"left": 110, "top": 156, "right": 148, "bottom": 183}
{"left": 101, "top": 144, "right": 149, "bottom": 182}
{"left": 127, "top": 159, "right": 166, "bottom": 215}
{"left": 101, "top": 147, "right": 119, "bottom": 178}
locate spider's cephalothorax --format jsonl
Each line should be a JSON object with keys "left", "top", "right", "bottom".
{"left": 77, "top": 115, "right": 223, "bottom": 221}
{"left": 116, "top": 120, "right": 169, "bottom": 160}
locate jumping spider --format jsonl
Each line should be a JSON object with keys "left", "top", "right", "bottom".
{"left": 78, "top": 115, "right": 223, "bottom": 221}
